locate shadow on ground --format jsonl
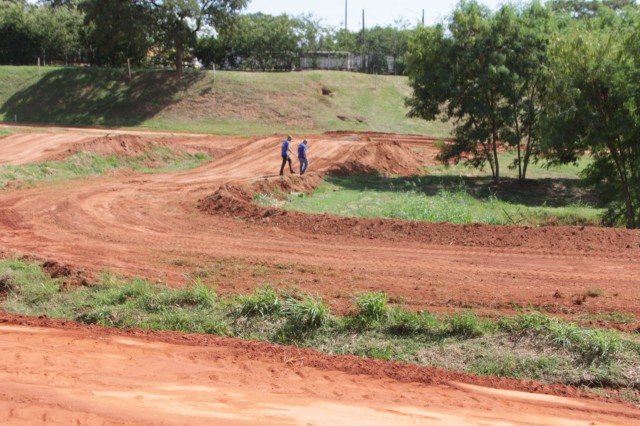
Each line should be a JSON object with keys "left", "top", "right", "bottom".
{"left": 0, "top": 68, "right": 203, "bottom": 127}
{"left": 325, "top": 174, "right": 600, "bottom": 209}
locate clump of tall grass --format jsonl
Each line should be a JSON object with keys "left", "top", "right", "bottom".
{"left": 387, "top": 309, "right": 443, "bottom": 336}
{"left": 500, "top": 311, "right": 623, "bottom": 363}
{"left": 238, "top": 285, "right": 281, "bottom": 317}
{"left": 281, "top": 294, "right": 330, "bottom": 330}
{"left": 445, "top": 311, "right": 488, "bottom": 338}
{"left": 354, "top": 291, "right": 388, "bottom": 324}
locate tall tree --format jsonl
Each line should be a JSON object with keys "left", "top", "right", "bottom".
{"left": 405, "top": 1, "right": 552, "bottom": 183}
{"left": 497, "top": 2, "right": 552, "bottom": 180}
{"left": 406, "top": 1, "right": 506, "bottom": 182}
{"left": 82, "top": 0, "right": 246, "bottom": 72}
{"left": 144, "top": 0, "right": 247, "bottom": 74}
{"left": 81, "top": 0, "right": 154, "bottom": 66}
{"left": 541, "top": 10, "right": 640, "bottom": 228}
{"left": 221, "top": 13, "right": 302, "bottom": 71}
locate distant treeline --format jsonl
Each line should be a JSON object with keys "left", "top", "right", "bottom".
{"left": 1, "top": 1, "right": 636, "bottom": 74}
{"left": 0, "top": 0, "right": 410, "bottom": 74}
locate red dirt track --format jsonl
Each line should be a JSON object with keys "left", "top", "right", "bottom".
{"left": 1, "top": 127, "right": 640, "bottom": 424}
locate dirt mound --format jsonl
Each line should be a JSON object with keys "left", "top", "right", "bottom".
{"left": 251, "top": 174, "right": 324, "bottom": 197}
{"left": 199, "top": 181, "right": 640, "bottom": 255}
{"left": 44, "top": 133, "right": 231, "bottom": 164}
{"left": 328, "top": 141, "right": 422, "bottom": 176}
{"left": 44, "top": 134, "right": 166, "bottom": 161}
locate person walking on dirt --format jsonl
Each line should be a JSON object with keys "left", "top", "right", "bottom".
{"left": 298, "top": 139, "right": 309, "bottom": 175}
{"left": 279, "top": 135, "right": 295, "bottom": 176}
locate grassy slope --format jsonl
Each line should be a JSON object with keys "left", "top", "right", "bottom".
{"left": 0, "top": 66, "right": 449, "bottom": 137}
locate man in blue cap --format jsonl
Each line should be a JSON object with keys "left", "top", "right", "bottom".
{"left": 298, "top": 139, "right": 309, "bottom": 175}
{"left": 279, "top": 135, "right": 295, "bottom": 175}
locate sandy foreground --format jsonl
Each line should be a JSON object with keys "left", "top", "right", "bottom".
{"left": 1, "top": 320, "right": 639, "bottom": 425}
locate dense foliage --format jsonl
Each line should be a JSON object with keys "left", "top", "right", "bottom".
{"left": 405, "top": 0, "right": 640, "bottom": 228}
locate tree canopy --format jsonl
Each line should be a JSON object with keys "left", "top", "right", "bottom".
{"left": 541, "top": 8, "right": 640, "bottom": 228}
{"left": 405, "top": 1, "right": 552, "bottom": 183}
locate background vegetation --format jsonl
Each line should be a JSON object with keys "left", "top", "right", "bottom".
{"left": 405, "top": 0, "right": 640, "bottom": 228}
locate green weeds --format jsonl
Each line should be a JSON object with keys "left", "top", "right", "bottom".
{"left": 354, "top": 291, "right": 389, "bottom": 325}
{"left": 281, "top": 295, "right": 330, "bottom": 330}
{"left": 238, "top": 286, "right": 281, "bottom": 317}
{"left": 282, "top": 175, "right": 604, "bottom": 227}
{"left": 0, "top": 150, "right": 210, "bottom": 189}
{"left": 1, "top": 258, "right": 638, "bottom": 400}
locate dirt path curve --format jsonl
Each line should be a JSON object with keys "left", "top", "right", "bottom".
{"left": 2, "top": 316, "right": 639, "bottom": 425}
{"left": 1, "top": 130, "right": 638, "bottom": 318}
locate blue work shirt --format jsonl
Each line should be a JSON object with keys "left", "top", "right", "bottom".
{"left": 281, "top": 140, "right": 290, "bottom": 156}
{"left": 298, "top": 143, "right": 307, "bottom": 159}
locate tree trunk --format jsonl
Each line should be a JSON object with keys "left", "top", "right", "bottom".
{"left": 492, "top": 135, "right": 500, "bottom": 184}
{"left": 608, "top": 140, "right": 636, "bottom": 228}
{"left": 176, "top": 42, "right": 184, "bottom": 75}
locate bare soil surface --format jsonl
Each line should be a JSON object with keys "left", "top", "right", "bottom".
{"left": 2, "top": 313, "right": 639, "bottom": 425}
{"left": 1, "top": 128, "right": 640, "bottom": 424}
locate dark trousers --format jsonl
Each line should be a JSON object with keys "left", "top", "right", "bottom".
{"left": 299, "top": 157, "right": 308, "bottom": 175}
{"left": 280, "top": 155, "right": 293, "bottom": 175}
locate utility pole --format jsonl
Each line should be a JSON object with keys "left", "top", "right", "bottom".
{"left": 422, "top": 9, "right": 425, "bottom": 26}
{"left": 345, "top": 0, "right": 348, "bottom": 31}
{"left": 362, "top": 9, "right": 366, "bottom": 72}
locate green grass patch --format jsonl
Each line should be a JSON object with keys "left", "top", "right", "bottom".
{"left": 280, "top": 174, "right": 604, "bottom": 227}
{"left": 2, "top": 258, "right": 639, "bottom": 402}
{"left": 0, "top": 149, "right": 210, "bottom": 188}
{"left": 427, "top": 150, "right": 592, "bottom": 181}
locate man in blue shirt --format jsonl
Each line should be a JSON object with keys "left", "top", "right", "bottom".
{"left": 279, "top": 135, "right": 295, "bottom": 176}
{"left": 298, "top": 139, "right": 309, "bottom": 175}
